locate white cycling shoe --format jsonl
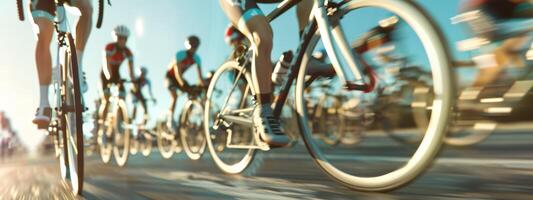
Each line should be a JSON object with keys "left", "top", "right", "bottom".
{"left": 32, "top": 107, "right": 52, "bottom": 129}
{"left": 252, "top": 104, "right": 291, "bottom": 150}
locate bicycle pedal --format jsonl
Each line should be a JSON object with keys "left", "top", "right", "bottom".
{"left": 252, "top": 132, "right": 271, "bottom": 151}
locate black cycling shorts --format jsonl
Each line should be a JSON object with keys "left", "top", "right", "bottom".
{"left": 30, "top": 0, "right": 76, "bottom": 22}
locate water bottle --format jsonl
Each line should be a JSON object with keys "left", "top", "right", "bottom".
{"left": 272, "top": 51, "right": 293, "bottom": 86}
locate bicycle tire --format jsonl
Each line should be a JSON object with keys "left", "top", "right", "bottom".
{"left": 96, "top": 0, "right": 104, "bottom": 28}
{"left": 63, "top": 33, "right": 84, "bottom": 195}
{"left": 16, "top": 0, "right": 24, "bottom": 21}
{"left": 295, "top": 0, "right": 454, "bottom": 191}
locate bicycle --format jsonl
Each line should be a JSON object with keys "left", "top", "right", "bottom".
{"left": 205, "top": 0, "right": 453, "bottom": 191}
{"left": 16, "top": 0, "right": 89, "bottom": 195}
{"left": 97, "top": 81, "right": 131, "bottom": 167}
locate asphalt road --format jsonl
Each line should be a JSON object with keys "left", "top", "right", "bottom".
{"left": 1, "top": 125, "right": 533, "bottom": 200}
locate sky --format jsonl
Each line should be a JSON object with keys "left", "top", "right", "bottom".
{"left": 0, "top": 0, "right": 470, "bottom": 151}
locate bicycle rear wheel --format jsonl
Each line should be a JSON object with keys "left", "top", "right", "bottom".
{"left": 204, "top": 61, "right": 257, "bottom": 174}
{"left": 140, "top": 131, "right": 153, "bottom": 157}
{"left": 62, "top": 33, "right": 84, "bottom": 195}
{"left": 295, "top": 0, "right": 453, "bottom": 191}
{"left": 180, "top": 100, "right": 206, "bottom": 160}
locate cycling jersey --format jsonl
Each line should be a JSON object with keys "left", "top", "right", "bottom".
{"left": 30, "top": 0, "right": 76, "bottom": 22}
{"left": 105, "top": 43, "right": 133, "bottom": 66}
{"left": 461, "top": 0, "right": 532, "bottom": 20}
{"left": 166, "top": 50, "right": 201, "bottom": 80}
{"left": 101, "top": 43, "right": 133, "bottom": 94}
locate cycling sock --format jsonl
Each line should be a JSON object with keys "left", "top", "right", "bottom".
{"left": 259, "top": 104, "right": 272, "bottom": 116}
{"left": 257, "top": 93, "right": 271, "bottom": 105}
{"left": 77, "top": 49, "right": 84, "bottom": 66}
{"left": 39, "top": 85, "right": 50, "bottom": 107}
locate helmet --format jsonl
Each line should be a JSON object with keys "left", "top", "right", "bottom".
{"left": 113, "top": 25, "right": 130, "bottom": 38}
{"left": 185, "top": 35, "right": 200, "bottom": 50}
{"left": 140, "top": 66, "right": 148, "bottom": 75}
{"left": 225, "top": 24, "right": 245, "bottom": 45}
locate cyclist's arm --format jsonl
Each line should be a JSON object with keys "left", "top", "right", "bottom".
{"left": 194, "top": 55, "right": 206, "bottom": 87}
{"left": 126, "top": 49, "right": 135, "bottom": 81}
{"left": 104, "top": 45, "right": 115, "bottom": 80}
{"left": 104, "top": 55, "right": 113, "bottom": 80}
{"left": 128, "top": 59, "right": 135, "bottom": 81}
{"left": 195, "top": 65, "right": 206, "bottom": 87}
{"left": 146, "top": 79, "right": 155, "bottom": 99}
{"left": 175, "top": 62, "right": 190, "bottom": 88}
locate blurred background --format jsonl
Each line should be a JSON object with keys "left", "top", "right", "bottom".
{"left": 0, "top": 0, "right": 473, "bottom": 152}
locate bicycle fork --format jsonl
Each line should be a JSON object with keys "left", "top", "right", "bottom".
{"left": 314, "top": 0, "right": 371, "bottom": 90}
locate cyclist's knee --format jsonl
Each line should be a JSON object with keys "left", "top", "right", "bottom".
{"left": 35, "top": 20, "right": 54, "bottom": 43}
{"left": 75, "top": 0, "right": 94, "bottom": 16}
{"left": 251, "top": 28, "right": 273, "bottom": 54}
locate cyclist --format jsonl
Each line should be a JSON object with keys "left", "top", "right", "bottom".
{"left": 131, "top": 66, "right": 156, "bottom": 123}
{"left": 100, "top": 25, "right": 136, "bottom": 103}
{"left": 165, "top": 36, "right": 206, "bottom": 114}
{"left": 32, "top": 0, "right": 93, "bottom": 127}
{"left": 225, "top": 24, "right": 248, "bottom": 60}
{"left": 459, "top": 0, "right": 532, "bottom": 87}
{"left": 218, "top": 0, "right": 313, "bottom": 147}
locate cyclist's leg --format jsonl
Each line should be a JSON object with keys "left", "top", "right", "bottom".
{"left": 296, "top": 0, "right": 313, "bottom": 36}
{"left": 220, "top": 0, "right": 273, "bottom": 103}
{"left": 473, "top": 36, "right": 530, "bottom": 86}
{"left": 139, "top": 96, "right": 149, "bottom": 124}
{"left": 295, "top": 0, "right": 334, "bottom": 75}
{"left": 70, "top": 0, "right": 93, "bottom": 65}
{"left": 165, "top": 76, "right": 179, "bottom": 114}
{"left": 71, "top": 0, "right": 93, "bottom": 92}
{"left": 99, "top": 72, "right": 111, "bottom": 119}
{"left": 31, "top": 0, "right": 55, "bottom": 125}
{"left": 219, "top": 0, "right": 289, "bottom": 146}
{"left": 466, "top": 1, "right": 531, "bottom": 87}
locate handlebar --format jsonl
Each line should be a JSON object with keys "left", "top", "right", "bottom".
{"left": 16, "top": 0, "right": 24, "bottom": 21}
{"left": 96, "top": 0, "right": 112, "bottom": 28}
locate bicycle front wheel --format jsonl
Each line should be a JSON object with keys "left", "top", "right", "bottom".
{"left": 112, "top": 99, "right": 131, "bottom": 167}
{"left": 180, "top": 100, "right": 206, "bottom": 160}
{"left": 97, "top": 101, "right": 113, "bottom": 164}
{"left": 295, "top": 0, "right": 454, "bottom": 191}
{"left": 156, "top": 112, "right": 178, "bottom": 159}
{"left": 62, "top": 32, "right": 84, "bottom": 195}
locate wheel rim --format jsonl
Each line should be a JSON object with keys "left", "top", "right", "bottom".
{"left": 113, "top": 100, "right": 130, "bottom": 167}
{"left": 204, "top": 61, "right": 256, "bottom": 174}
{"left": 181, "top": 100, "right": 206, "bottom": 160}
{"left": 156, "top": 116, "right": 176, "bottom": 159}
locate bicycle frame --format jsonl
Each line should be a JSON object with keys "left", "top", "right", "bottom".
{"left": 226, "top": 0, "right": 371, "bottom": 119}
